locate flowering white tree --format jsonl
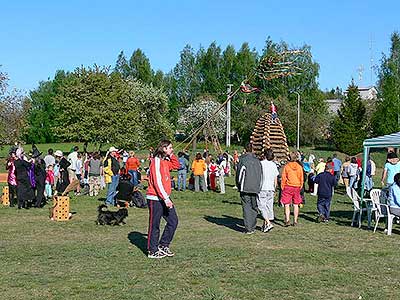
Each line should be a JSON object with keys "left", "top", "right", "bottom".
{"left": 178, "top": 95, "right": 226, "bottom": 138}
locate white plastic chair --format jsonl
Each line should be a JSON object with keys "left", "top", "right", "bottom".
{"left": 350, "top": 188, "right": 373, "bottom": 228}
{"left": 369, "top": 189, "right": 380, "bottom": 224}
{"left": 370, "top": 188, "right": 396, "bottom": 235}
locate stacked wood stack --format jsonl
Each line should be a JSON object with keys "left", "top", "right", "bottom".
{"left": 250, "top": 112, "right": 290, "bottom": 162}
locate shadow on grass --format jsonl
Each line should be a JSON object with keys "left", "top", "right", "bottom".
{"left": 204, "top": 215, "right": 245, "bottom": 233}
{"left": 301, "top": 209, "right": 362, "bottom": 227}
{"left": 299, "top": 212, "right": 318, "bottom": 223}
{"left": 222, "top": 200, "right": 241, "bottom": 206}
{"left": 128, "top": 231, "right": 148, "bottom": 255}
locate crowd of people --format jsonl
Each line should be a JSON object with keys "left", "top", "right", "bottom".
{"left": 5, "top": 140, "right": 400, "bottom": 259}
{"left": 5, "top": 144, "right": 147, "bottom": 209}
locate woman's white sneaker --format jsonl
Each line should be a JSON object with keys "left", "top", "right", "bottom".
{"left": 158, "top": 246, "right": 175, "bottom": 257}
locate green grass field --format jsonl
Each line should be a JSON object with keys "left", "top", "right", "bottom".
{"left": 1, "top": 174, "right": 400, "bottom": 300}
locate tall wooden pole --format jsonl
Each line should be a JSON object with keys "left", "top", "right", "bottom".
{"left": 226, "top": 84, "right": 233, "bottom": 148}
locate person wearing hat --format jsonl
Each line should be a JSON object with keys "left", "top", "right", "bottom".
{"left": 6, "top": 149, "right": 17, "bottom": 207}
{"left": 54, "top": 150, "right": 71, "bottom": 195}
{"left": 103, "top": 147, "right": 120, "bottom": 206}
{"left": 314, "top": 164, "right": 336, "bottom": 223}
{"left": 31, "top": 145, "right": 46, "bottom": 208}
{"left": 67, "top": 146, "right": 80, "bottom": 195}
{"left": 14, "top": 147, "right": 35, "bottom": 209}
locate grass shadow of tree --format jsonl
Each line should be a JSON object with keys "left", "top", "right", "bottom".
{"left": 204, "top": 215, "right": 246, "bottom": 233}
{"left": 128, "top": 231, "right": 148, "bottom": 255}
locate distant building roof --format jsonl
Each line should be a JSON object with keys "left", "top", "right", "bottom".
{"left": 344, "top": 86, "right": 377, "bottom": 101}
{"left": 326, "top": 98, "right": 342, "bottom": 114}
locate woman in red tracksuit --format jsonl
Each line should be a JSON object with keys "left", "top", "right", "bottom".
{"left": 146, "top": 140, "right": 180, "bottom": 259}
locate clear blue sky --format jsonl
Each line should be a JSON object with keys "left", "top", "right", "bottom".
{"left": 1, "top": 0, "right": 399, "bottom": 93}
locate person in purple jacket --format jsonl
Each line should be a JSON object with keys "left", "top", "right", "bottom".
{"left": 314, "top": 164, "right": 336, "bottom": 223}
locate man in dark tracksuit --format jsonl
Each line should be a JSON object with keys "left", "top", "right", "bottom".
{"left": 314, "top": 164, "right": 336, "bottom": 222}
{"left": 235, "top": 143, "right": 262, "bottom": 234}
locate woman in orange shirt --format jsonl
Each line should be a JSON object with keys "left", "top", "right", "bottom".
{"left": 126, "top": 151, "right": 141, "bottom": 186}
{"left": 281, "top": 152, "right": 304, "bottom": 226}
{"left": 191, "top": 153, "right": 207, "bottom": 192}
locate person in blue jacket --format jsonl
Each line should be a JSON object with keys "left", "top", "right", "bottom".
{"left": 314, "top": 164, "right": 336, "bottom": 223}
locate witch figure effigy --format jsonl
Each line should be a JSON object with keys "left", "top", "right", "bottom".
{"left": 30, "top": 145, "right": 47, "bottom": 208}
{"left": 14, "top": 147, "right": 35, "bottom": 209}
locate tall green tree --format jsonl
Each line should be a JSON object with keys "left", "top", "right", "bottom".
{"left": 153, "top": 69, "right": 165, "bottom": 89}
{"left": 220, "top": 45, "right": 237, "bottom": 86}
{"left": 331, "top": 82, "right": 367, "bottom": 155}
{"left": 24, "top": 70, "right": 68, "bottom": 143}
{"left": 372, "top": 32, "right": 400, "bottom": 135}
{"left": 129, "top": 49, "right": 153, "bottom": 84}
{"left": 163, "top": 72, "right": 180, "bottom": 126}
{"left": 234, "top": 43, "right": 258, "bottom": 83}
{"left": 172, "top": 44, "right": 201, "bottom": 105}
{"left": 114, "top": 51, "right": 130, "bottom": 79}
{"left": 52, "top": 66, "right": 171, "bottom": 148}
{"left": 197, "top": 42, "right": 223, "bottom": 95}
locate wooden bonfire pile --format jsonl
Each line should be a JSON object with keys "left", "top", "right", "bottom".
{"left": 250, "top": 112, "right": 289, "bottom": 162}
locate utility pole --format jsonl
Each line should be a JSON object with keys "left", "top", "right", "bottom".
{"left": 369, "top": 33, "right": 375, "bottom": 86}
{"left": 226, "top": 84, "right": 233, "bottom": 148}
{"left": 357, "top": 64, "right": 364, "bottom": 86}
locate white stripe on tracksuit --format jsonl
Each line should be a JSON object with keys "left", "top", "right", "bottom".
{"left": 154, "top": 157, "right": 170, "bottom": 202}
{"left": 238, "top": 165, "right": 246, "bottom": 191}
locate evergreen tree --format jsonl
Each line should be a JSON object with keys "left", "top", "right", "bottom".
{"left": 172, "top": 44, "right": 201, "bottom": 105}
{"left": 114, "top": 51, "right": 130, "bottom": 79}
{"left": 153, "top": 69, "right": 165, "bottom": 89}
{"left": 129, "top": 49, "right": 153, "bottom": 84}
{"left": 372, "top": 31, "right": 400, "bottom": 135}
{"left": 331, "top": 82, "right": 367, "bottom": 155}
{"left": 197, "top": 42, "right": 223, "bottom": 95}
{"left": 220, "top": 45, "right": 237, "bottom": 86}
{"left": 234, "top": 43, "right": 258, "bottom": 83}
{"left": 163, "top": 72, "right": 180, "bottom": 126}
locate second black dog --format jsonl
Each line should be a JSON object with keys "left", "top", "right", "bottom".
{"left": 96, "top": 204, "right": 128, "bottom": 225}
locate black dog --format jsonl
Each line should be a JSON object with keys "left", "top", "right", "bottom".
{"left": 96, "top": 204, "right": 128, "bottom": 225}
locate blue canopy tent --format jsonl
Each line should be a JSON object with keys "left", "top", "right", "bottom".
{"left": 360, "top": 132, "right": 400, "bottom": 206}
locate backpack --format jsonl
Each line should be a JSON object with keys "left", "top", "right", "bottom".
{"left": 131, "top": 190, "right": 147, "bottom": 208}
{"left": 341, "top": 165, "right": 349, "bottom": 178}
